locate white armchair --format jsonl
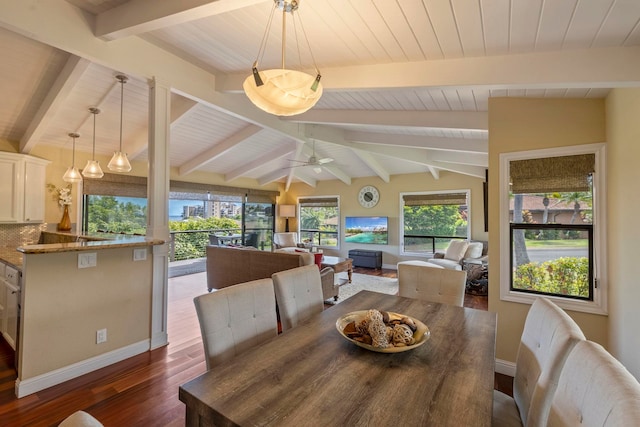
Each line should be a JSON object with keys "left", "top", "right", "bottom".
{"left": 273, "top": 232, "right": 300, "bottom": 249}
{"left": 430, "top": 240, "right": 488, "bottom": 271}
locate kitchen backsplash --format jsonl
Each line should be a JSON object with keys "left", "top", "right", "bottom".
{"left": 0, "top": 223, "right": 51, "bottom": 247}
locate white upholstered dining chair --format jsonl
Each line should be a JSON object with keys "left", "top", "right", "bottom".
{"left": 493, "top": 297, "right": 586, "bottom": 427}
{"left": 272, "top": 264, "right": 325, "bottom": 332}
{"left": 194, "top": 278, "right": 278, "bottom": 370}
{"left": 397, "top": 260, "right": 467, "bottom": 307}
{"left": 547, "top": 340, "right": 640, "bottom": 427}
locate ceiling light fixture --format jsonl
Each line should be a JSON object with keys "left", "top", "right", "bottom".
{"left": 243, "top": 0, "right": 322, "bottom": 116}
{"left": 82, "top": 107, "right": 104, "bottom": 179}
{"left": 62, "top": 132, "right": 83, "bottom": 183}
{"left": 108, "top": 74, "right": 132, "bottom": 172}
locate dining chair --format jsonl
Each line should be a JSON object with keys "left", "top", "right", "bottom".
{"left": 272, "top": 264, "right": 324, "bottom": 332}
{"left": 194, "top": 278, "right": 278, "bottom": 370}
{"left": 397, "top": 260, "right": 467, "bottom": 307}
{"left": 547, "top": 340, "right": 640, "bottom": 426}
{"left": 493, "top": 297, "right": 586, "bottom": 427}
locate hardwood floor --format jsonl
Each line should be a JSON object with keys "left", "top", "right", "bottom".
{"left": 0, "top": 267, "right": 504, "bottom": 426}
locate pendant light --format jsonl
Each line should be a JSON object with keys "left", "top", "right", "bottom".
{"left": 62, "top": 132, "right": 82, "bottom": 183}
{"left": 243, "top": 0, "right": 323, "bottom": 116}
{"left": 108, "top": 74, "right": 132, "bottom": 172}
{"left": 82, "top": 107, "right": 104, "bottom": 178}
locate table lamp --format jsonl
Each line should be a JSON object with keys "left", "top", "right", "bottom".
{"left": 279, "top": 205, "right": 296, "bottom": 232}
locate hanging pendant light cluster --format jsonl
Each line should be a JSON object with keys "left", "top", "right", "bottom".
{"left": 243, "top": 0, "right": 323, "bottom": 116}
{"left": 82, "top": 107, "right": 104, "bottom": 178}
{"left": 107, "top": 74, "right": 132, "bottom": 172}
{"left": 62, "top": 132, "right": 82, "bottom": 183}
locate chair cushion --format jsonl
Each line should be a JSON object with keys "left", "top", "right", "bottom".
{"left": 444, "top": 240, "right": 469, "bottom": 262}
{"left": 275, "top": 232, "right": 297, "bottom": 247}
{"left": 464, "top": 242, "right": 484, "bottom": 259}
{"left": 427, "top": 258, "right": 463, "bottom": 270}
{"left": 492, "top": 390, "right": 524, "bottom": 427}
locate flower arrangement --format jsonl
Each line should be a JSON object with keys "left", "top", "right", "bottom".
{"left": 47, "top": 183, "right": 73, "bottom": 207}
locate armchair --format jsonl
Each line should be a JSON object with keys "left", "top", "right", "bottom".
{"left": 273, "top": 232, "right": 299, "bottom": 249}
{"left": 430, "top": 240, "right": 488, "bottom": 271}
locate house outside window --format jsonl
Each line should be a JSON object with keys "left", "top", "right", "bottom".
{"left": 400, "top": 190, "right": 470, "bottom": 256}
{"left": 298, "top": 197, "right": 339, "bottom": 248}
{"left": 499, "top": 144, "right": 607, "bottom": 314}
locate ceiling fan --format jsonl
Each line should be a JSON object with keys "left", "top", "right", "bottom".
{"left": 286, "top": 141, "right": 334, "bottom": 173}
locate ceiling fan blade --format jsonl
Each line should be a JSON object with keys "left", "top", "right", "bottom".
{"left": 318, "top": 157, "right": 333, "bottom": 164}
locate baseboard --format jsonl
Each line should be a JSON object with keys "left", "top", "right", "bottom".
{"left": 382, "top": 263, "right": 396, "bottom": 270}
{"left": 15, "top": 340, "right": 150, "bottom": 398}
{"left": 495, "top": 358, "right": 516, "bottom": 377}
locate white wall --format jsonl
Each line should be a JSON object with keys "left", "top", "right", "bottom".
{"left": 605, "top": 88, "right": 640, "bottom": 379}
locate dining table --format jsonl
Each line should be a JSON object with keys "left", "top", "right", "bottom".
{"left": 179, "top": 290, "right": 497, "bottom": 426}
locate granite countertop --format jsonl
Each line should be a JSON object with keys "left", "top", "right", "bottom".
{"left": 0, "top": 247, "right": 24, "bottom": 271}
{"left": 18, "top": 236, "right": 165, "bottom": 254}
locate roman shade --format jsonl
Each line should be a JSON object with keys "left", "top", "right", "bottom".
{"left": 298, "top": 197, "right": 338, "bottom": 207}
{"left": 510, "top": 154, "right": 595, "bottom": 194}
{"left": 402, "top": 193, "right": 467, "bottom": 206}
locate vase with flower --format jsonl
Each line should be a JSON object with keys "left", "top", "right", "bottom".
{"left": 47, "top": 184, "right": 73, "bottom": 232}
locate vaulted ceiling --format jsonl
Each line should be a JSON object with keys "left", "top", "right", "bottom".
{"left": 1, "top": 0, "right": 639, "bottom": 190}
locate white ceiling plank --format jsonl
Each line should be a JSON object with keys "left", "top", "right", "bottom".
{"left": 451, "top": 0, "right": 485, "bottom": 57}
{"left": 225, "top": 145, "right": 295, "bottom": 182}
{"left": 480, "top": 0, "right": 511, "bottom": 56}
{"left": 293, "top": 110, "right": 488, "bottom": 131}
{"left": 258, "top": 169, "right": 288, "bottom": 186}
{"left": 428, "top": 151, "right": 488, "bottom": 167}
{"left": 347, "top": 131, "right": 488, "bottom": 153}
{"left": 19, "top": 55, "right": 90, "bottom": 153}
{"left": 95, "top": 0, "right": 267, "bottom": 40}
{"left": 178, "top": 124, "right": 262, "bottom": 176}
{"left": 321, "top": 164, "right": 352, "bottom": 185}
{"left": 350, "top": 148, "right": 390, "bottom": 183}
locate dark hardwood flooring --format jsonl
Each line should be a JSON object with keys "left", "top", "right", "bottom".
{"left": 0, "top": 267, "right": 510, "bottom": 426}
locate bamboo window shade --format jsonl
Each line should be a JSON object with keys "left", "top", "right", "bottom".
{"left": 510, "top": 154, "right": 595, "bottom": 194}
{"left": 402, "top": 193, "right": 467, "bottom": 206}
{"left": 298, "top": 197, "right": 338, "bottom": 207}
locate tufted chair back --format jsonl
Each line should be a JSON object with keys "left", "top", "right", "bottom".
{"left": 397, "top": 260, "right": 467, "bottom": 307}
{"left": 272, "top": 264, "right": 324, "bottom": 332}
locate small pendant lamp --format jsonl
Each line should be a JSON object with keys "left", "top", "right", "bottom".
{"left": 62, "top": 132, "right": 83, "bottom": 183}
{"left": 82, "top": 107, "right": 104, "bottom": 178}
{"left": 107, "top": 74, "right": 132, "bottom": 172}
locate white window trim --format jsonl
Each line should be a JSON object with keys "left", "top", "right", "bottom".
{"left": 296, "top": 195, "right": 341, "bottom": 250}
{"left": 399, "top": 189, "right": 471, "bottom": 257}
{"left": 499, "top": 143, "right": 608, "bottom": 315}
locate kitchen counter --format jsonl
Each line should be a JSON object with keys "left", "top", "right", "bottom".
{"left": 0, "top": 247, "right": 23, "bottom": 271}
{"left": 18, "top": 235, "right": 165, "bottom": 254}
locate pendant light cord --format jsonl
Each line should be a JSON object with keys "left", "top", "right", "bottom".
{"left": 119, "top": 78, "right": 124, "bottom": 152}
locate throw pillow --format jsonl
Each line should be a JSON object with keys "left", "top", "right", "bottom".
{"left": 464, "top": 242, "right": 484, "bottom": 259}
{"left": 444, "top": 240, "right": 469, "bottom": 262}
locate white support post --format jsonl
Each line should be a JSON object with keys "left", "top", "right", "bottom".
{"left": 147, "top": 77, "right": 171, "bottom": 349}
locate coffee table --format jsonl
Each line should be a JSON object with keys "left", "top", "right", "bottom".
{"left": 321, "top": 256, "right": 353, "bottom": 285}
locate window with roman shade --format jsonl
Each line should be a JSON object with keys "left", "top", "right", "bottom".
{"left": 298, "top": 196, "right": 339, "bottom": 248}
{"left": 400, "top": 190, "right": 470, "bottom": 256}
{"left": 500, "top": 145, "right": 606, "bottom": 315}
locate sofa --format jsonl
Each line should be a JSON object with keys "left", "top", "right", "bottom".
{"left": 206, "top": 245, "right": 339, "bottom": 301}
{"left": 430, "top": 240, "right": 488, "bottom": 271}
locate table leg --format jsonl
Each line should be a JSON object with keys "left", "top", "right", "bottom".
{"left": 348, "top": 266, "right": 352, "bottom": 283}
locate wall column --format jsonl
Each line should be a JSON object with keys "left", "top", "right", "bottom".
{"left": 147, "top": 77, "right": 171, "bottom": 349}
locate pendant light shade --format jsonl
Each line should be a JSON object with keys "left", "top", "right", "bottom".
{"left": 108, "top": 74, "right": 132, "bottom": 173}
{"left": 82, "top": 107, "right": 104, "bottom": 178}
{"left": 244, "top": 0, "right": 322, "bottom": 116}
{"left": 63, "top": 132, "right": 82, "bottom": 183}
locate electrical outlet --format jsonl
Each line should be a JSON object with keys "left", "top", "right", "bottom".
{"left": 133, "top": 248, "right": 147, "bottom": 261}
{"left": 78, "top": 252, "right": 97, "bottom": 268}
{"left": 96, "top": 328, "right": 107, "bottom": 344}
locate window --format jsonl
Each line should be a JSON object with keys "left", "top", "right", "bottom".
{"left": 400, "top": 190, "right": 470, "bottom": 256}
{"left": 500, "top": 144, "right": 607, "bottom": 314}
{"left": 298, "top": 197, "right": 339, "bottom": 248}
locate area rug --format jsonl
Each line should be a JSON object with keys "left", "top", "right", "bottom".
{"left": 326, "top": 272, "right": 398, "bottom": 305}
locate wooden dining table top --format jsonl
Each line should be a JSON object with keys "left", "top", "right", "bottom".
{"left": 179, "top": 290, "right": 497, "bottom": 427}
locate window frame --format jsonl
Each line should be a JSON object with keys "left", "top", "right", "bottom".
{"left": 499, "top": 143, "right": 607, "bottom": 315}
{"left": 399, "top": 189, "right": 471, "bottom": 257}
{"left": 297, "top": 196, "right": 340, "bottom": 249}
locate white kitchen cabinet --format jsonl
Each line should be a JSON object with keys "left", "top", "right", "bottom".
{"left": 1, "top": 263, "right": 19, "bottom": 350}
{"left": 0, "top": 152, "right": 50, "bottom": 223}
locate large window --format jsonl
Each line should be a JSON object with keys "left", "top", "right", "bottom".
{"left": 500, "top": 144, "right": 607, "bottom": 314}
{"left": 298, "top": 197, "right": 339, "bottom": 248}
{"left": 400, "top": 191, "right": 470, "bottom": 256}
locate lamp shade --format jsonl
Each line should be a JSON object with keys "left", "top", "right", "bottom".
{"left": 279, "top": 204, "right": 296, "bottom": 218}
{"left": 243, "top": 69, "right": 323, "bottom": 116}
